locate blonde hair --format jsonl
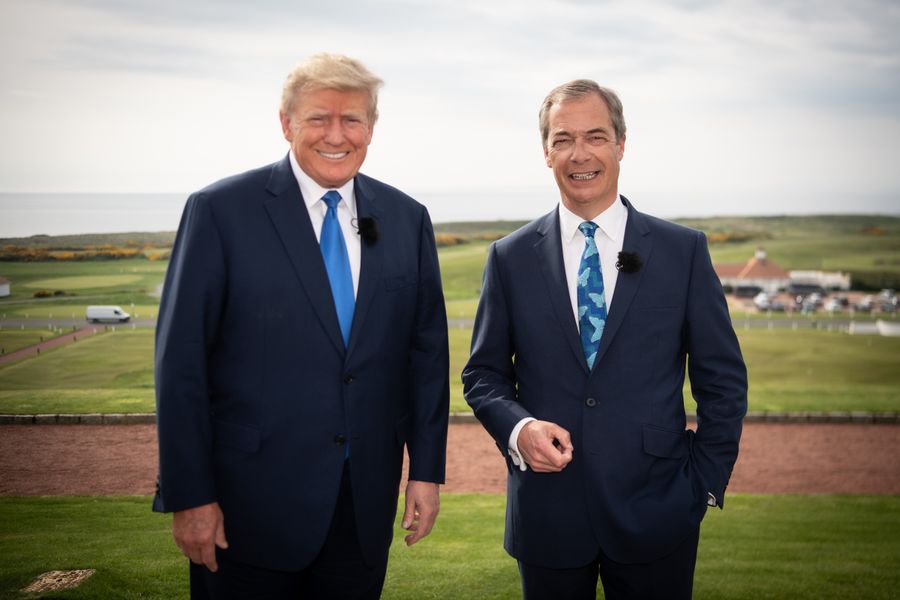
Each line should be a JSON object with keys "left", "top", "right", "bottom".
{"left": 280, "top": 53, "right": 384, "bottom": 123}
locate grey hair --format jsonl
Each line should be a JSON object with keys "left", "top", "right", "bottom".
{"left": 539, "top": 79, "right": 626, "bottom": 148}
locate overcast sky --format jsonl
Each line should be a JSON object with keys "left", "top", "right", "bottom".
{"left": 2, "top": 0, "right": 899, "bottom": 224}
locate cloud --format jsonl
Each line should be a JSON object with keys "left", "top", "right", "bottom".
{"left": 0, "top": 0, "right": 897, "bottom": 221}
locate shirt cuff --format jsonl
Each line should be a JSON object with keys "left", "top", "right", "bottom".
{"left": 707, "top": 492, "right": 717, "bottom": 507}
{"left": 508, "top": 417, "right": 536, "bottom": 472}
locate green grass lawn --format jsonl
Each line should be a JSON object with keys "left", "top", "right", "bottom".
{"left": 0, "top": 494, "right": 896, "bottom": 599}
{"left": 0, "top": 329, "right": 67, "bottom": 355}
{"left": 0, "top": 330, "right": 154, "bottom": 413}
{"left": 1, "top": 325, "right": 898, "bottom": 415}
{"left": 735, "top": 329, "right": 900, "bottom": 412}
{"left": 437, "top": 241, "right": 490, "bottom": 302}
{"left": 0, "top": 259, "right": 166, "bottom": 303}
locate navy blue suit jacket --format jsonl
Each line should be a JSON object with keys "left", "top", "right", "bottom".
{"left": 462, "top": 198, "right": 747, "bottom": 567}
{"left": 153, "top": 155, "right": 449, "bottom": 571}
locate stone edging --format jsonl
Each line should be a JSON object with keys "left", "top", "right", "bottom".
{"left": 1, "top": 412, "right": 897, "bottom": 425}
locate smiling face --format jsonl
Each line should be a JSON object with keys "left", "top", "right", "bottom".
{"left": 544, "top": 93, "right": 625, "bottom": 219}
{"left": 279, "top": 87, "right": 373, "bottom": 188}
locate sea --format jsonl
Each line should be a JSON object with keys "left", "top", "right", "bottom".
{"left": 0, "top": 191, "right": 559, "bottom": 239}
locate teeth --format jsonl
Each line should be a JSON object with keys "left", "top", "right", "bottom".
{"left": 318, "top": 151, "right": 348, "bottom": 159}
{"left": 571, "top": 172, "right": 598, "bottom": 180}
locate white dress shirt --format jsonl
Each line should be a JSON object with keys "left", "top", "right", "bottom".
{"left": 507, "top": 197, "right": 628, "bottom": 470}
{"left": 289, "top": 151, "right": 361, "bottom": 298}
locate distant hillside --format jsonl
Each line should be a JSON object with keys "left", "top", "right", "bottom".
{"left": 0, "top": 231, "right": 176, "bottom": 249}
{"left": 4, "top": 215, "right": 897, "bottom": 248}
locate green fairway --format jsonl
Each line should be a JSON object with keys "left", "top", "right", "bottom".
{"left": 1, "top": 221, "right": 899, "bottom": 417}
{"left": 1, "top": 324, "right": 898, "bottom": 415}
{"left": 0, "top": 329, "right": 64, "bottom": 355}
{"left": 0, "top": 495, "right": 896, "bottom": 599}
{"left": 23, "top": 274, "right": 144, "bottom": 290}
{"left": 0, "top": 259, "right": 165, "bottom": 303}
{"left": 451, "top": 327, "right": 900, "bottom": 414}
{"left": 449, "top": 326, "right": 473, "bottom": 413}
{"left": 437, "top": 241, "right": 490, "bottom": 301}
{"left": 0, "top": 330, "right": 155, "bottom": 413}
{"left": 735, "top": 329, "right": 900, "bottom": 412}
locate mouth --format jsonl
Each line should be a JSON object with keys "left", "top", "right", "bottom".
{"left": 317, "top": 150, "right": 349, "bottom": 160}
{"left": 569, "top": 171, "right": 599, "bottom": 181}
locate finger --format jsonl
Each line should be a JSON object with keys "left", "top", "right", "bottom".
{"left": 536, "top": 439, "right": 569, "bottom": 469}
{"left": 554, "top": 427, "right": 574, "bottom": 452}
{"left": 401, "top": 495, "right": 416, "bottom": 529}
{"left": 199, "top": 541, "right": 219, "bottom": 573}
{"left": 215, "top": 521, "right": 229, "bottom": 550}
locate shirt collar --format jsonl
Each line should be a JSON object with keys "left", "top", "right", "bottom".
{"left": 289, "top": 151, "right": 357, "bottom": 217}
{"left": 559, "top": 195, "right": 627, "bottom": 243}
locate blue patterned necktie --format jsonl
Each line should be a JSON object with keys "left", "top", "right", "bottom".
{"left": 577, "top": 221, "right": 607, "bottom": 369}
{"left": 320, "top": 191, "right": 354, "bottom": 347}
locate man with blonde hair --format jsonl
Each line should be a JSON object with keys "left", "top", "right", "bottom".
{"left": 155, "top": 53, "right": 449, "bottom": 598}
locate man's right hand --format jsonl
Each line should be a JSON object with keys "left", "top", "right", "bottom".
{"left": 172, "top": 501, "right": 228, "bottom": 572}
{"left": 516, "top": 420, "right": 574, "bottom": 472}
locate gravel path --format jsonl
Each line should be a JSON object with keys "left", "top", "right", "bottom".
{"left": 1, "top": 423, "right": 898, "bottom": 496}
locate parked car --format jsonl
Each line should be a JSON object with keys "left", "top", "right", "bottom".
{"left": 856, "top": 295, "right": 874, "bottom": 312}
{"left": 85, "top": 305, "right": 131, "bottom": 323}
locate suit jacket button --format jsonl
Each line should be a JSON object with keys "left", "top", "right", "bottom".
{"left": 343, "top": 374, "right": 354, "bottom": 384}
{"left": 334, "top": 434, "right": 346, "bottom": 445}
{"left": 585, "top": 397, "right": 597, "bottom": 407}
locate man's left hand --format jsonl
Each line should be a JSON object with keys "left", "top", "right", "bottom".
{"left": 401, "top": 480, "right": 440, "bottom": 546}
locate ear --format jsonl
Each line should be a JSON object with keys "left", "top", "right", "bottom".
{"left": 279, "top": 111, "right": 293, "bottom": 142}
{"left": 543, "top": 144, "right": 552, "bottom": 168}
{"left": 616, "top": 134, "right": 626, "bottom": 161}
{"left": 365, "top": 123, "right": 374, "bottom": 146}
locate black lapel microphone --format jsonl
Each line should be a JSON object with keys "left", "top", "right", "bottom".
{"left": 357, "top": 217, "right": 379, "bottom": 246}
{"left": 616, "top": 251, "right": 643, "bottom": 273}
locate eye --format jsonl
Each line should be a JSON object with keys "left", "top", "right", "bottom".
{"left": 588, "top": 135, "right": 609, "bottom": 145}
{"left": 552, "top": 138, "right": 573, "bottom": 149}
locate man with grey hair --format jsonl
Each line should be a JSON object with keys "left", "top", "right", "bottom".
{"left": 155, "top": 53, "right": 449, "bottom": 598}
{"left": 463, "top": 79, "right": 747, "bottom": 599}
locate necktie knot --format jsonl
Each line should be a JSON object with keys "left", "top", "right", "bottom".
{"left": 579, "top": 221, "right": 598, "bottom": 238}
{"left": 322, "top": 190, "right": 342, "bottom": 210}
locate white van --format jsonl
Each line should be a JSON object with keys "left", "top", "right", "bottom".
{"left": 85, "top": 305, "right": 131, "bottom": 323}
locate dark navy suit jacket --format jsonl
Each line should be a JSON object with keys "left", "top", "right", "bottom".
{"left": 462, "top": 198, "right": 747, "bottom": 567}
{"left": 153, "top": 155, "right": 449, "bottom": 571}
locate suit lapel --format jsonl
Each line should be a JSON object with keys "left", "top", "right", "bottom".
{"left": 263, "top": 155, "right": 346, "bottom": 356}
{"left": 533, "top": 209, "right": 590, "bottom": 372}
{"left": 346, "top": 174, "right": 382, "bottom": 356}
{"left": 592, "top": 196, "right": 653, "bottom": 369}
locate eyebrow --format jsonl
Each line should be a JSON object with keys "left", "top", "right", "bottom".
{"left": 551, "top": 126, "right": 611, "bottom": 138}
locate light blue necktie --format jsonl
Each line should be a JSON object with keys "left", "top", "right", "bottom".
{"left": 320, "top": 191, "right": 354, "bottom": 347}
{"left": 577, "top": 221, "right": 607, "bottom": 369}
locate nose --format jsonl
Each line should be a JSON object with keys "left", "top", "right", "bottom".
{"left": 570, "top": 137, "right": 590, "bottom": 163}
{"left": 323, "top": 119, "right": 344, "bottom": 145}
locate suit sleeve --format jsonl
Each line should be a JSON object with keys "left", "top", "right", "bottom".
{"left": 685, "top": 232, "right": 748, "bottom": 508}
{"left": 153, "top": 193, "right": 226, "bottom": 513}
{"left": 406, "top": 207, "right": 450, "bottom": 483}
{"left": 462, "top": 243, "right": 533, "bottom": 452}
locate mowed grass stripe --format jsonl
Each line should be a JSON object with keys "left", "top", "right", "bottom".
{"left": 1, "top": 327, "right": 899, "bottom": 414}
{"left": 0, "top": 495, "right": 897, "bottom": 599}
{"left": 0, "top": 329, "right": 153, "bottom": 391}
{"left": 23, "top": 274, "right": 143, "bottom": 290}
